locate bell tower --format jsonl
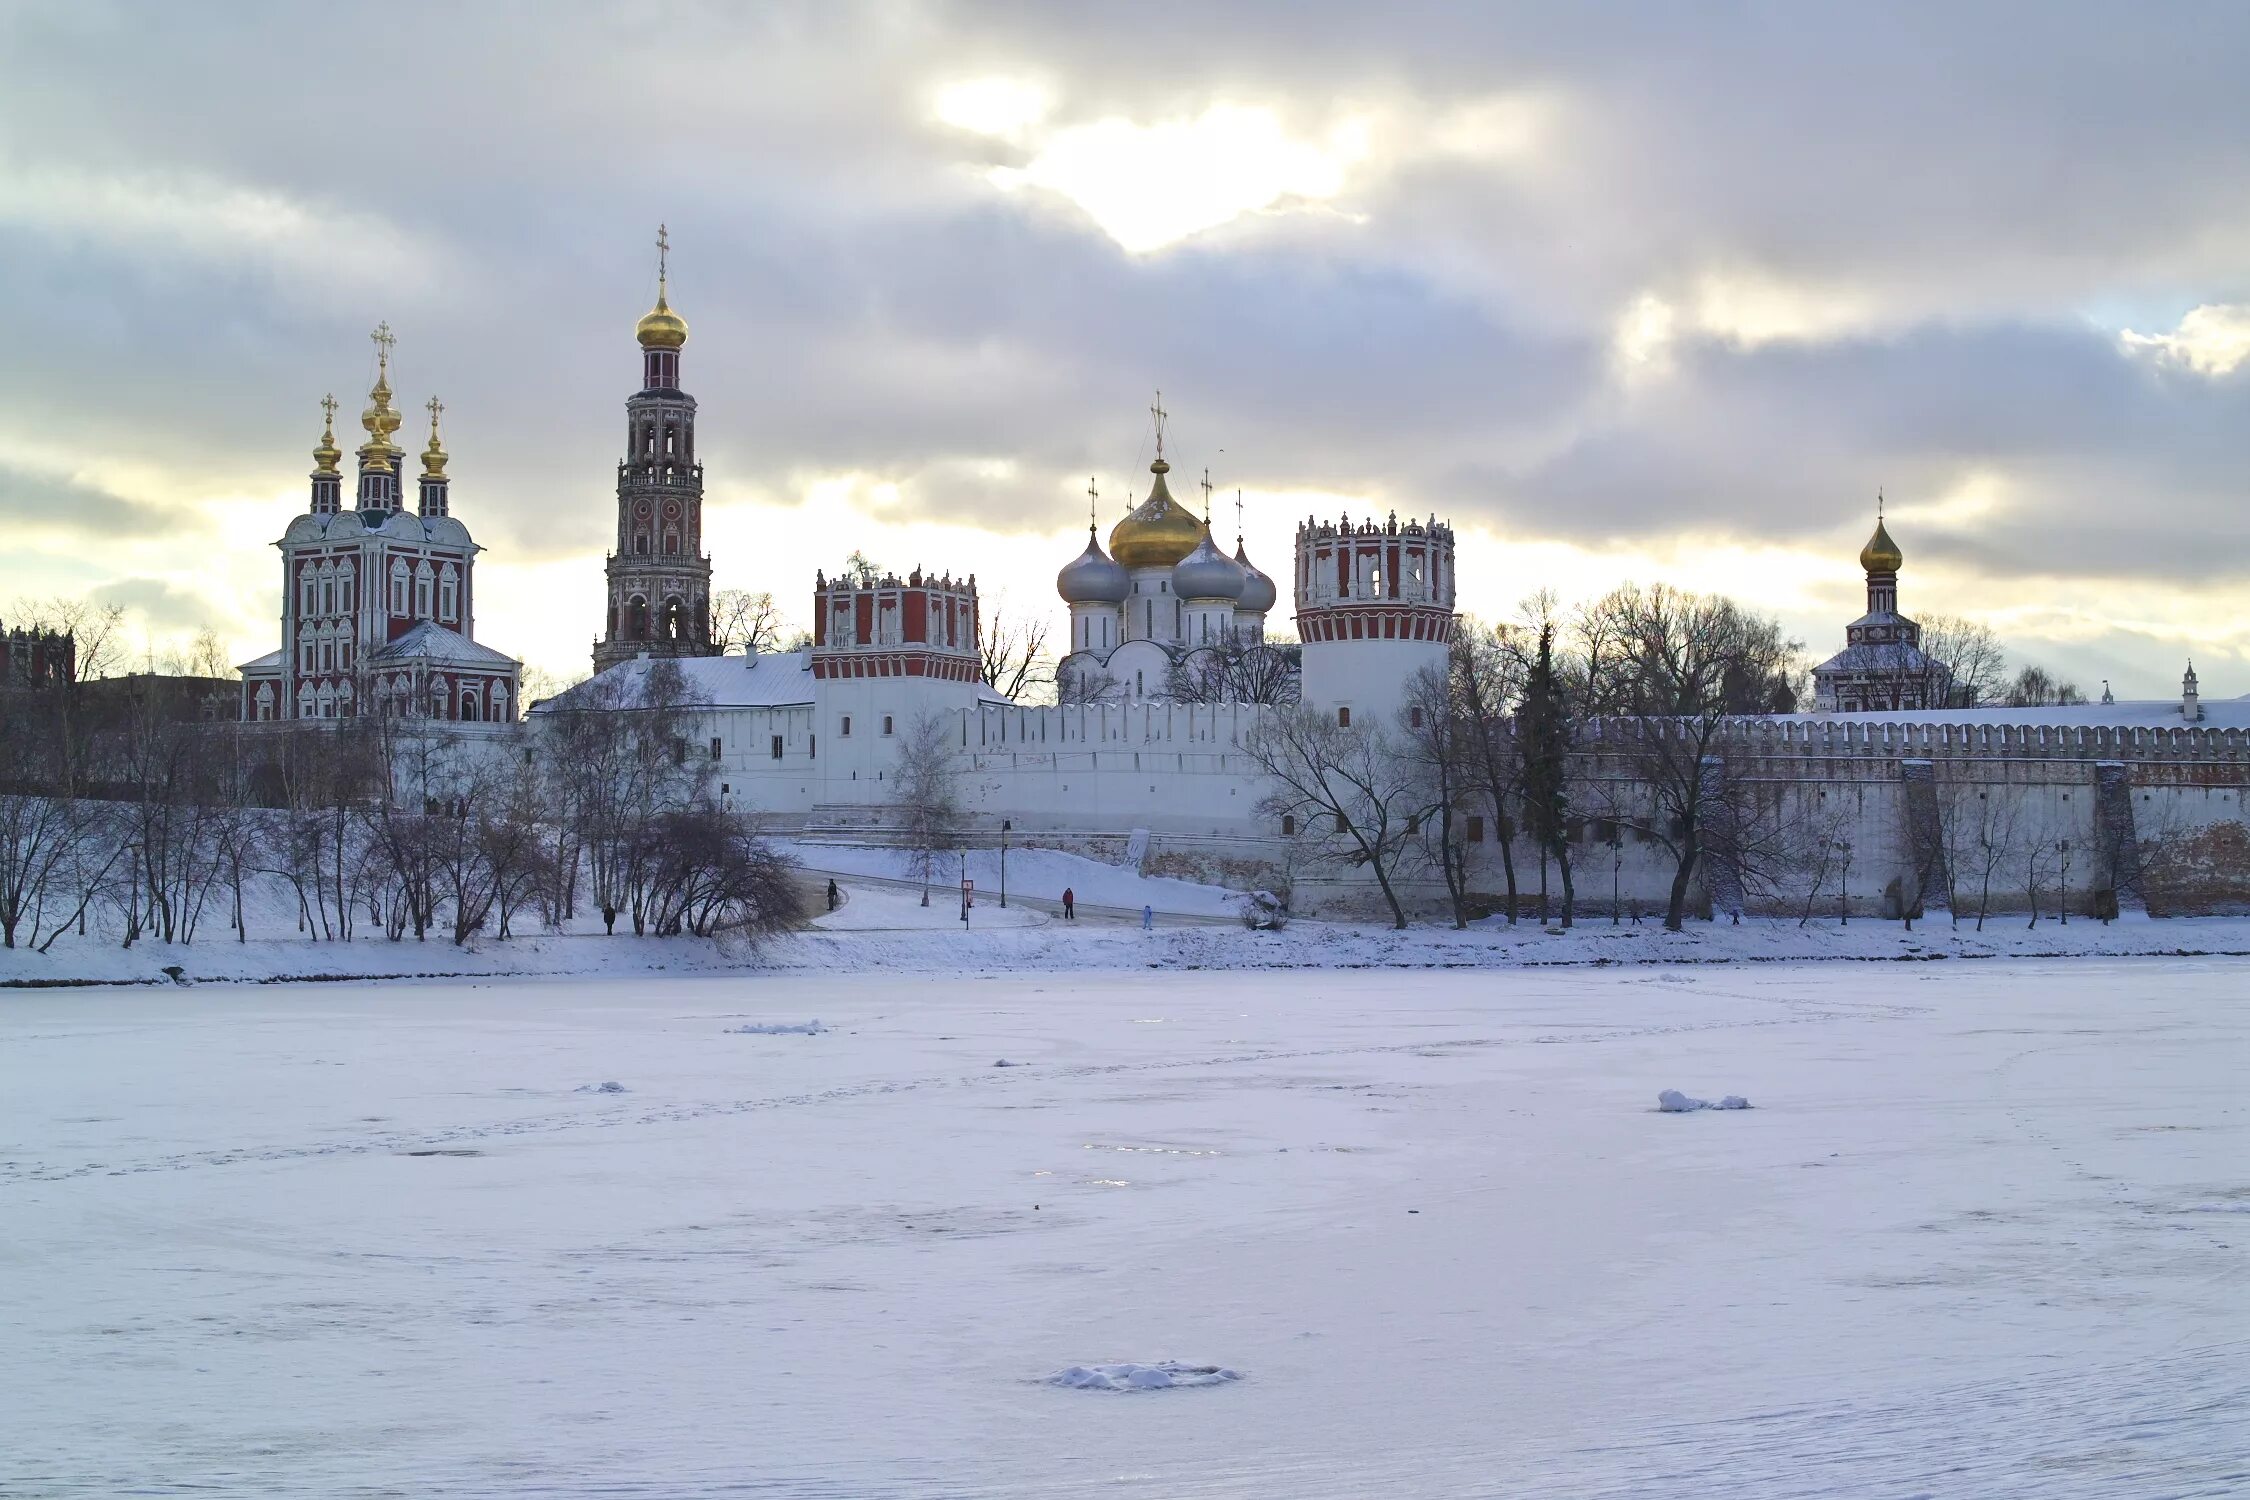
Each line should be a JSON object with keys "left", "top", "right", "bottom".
{"left": 594, "top": 226, "right": 715, "bottom": 672}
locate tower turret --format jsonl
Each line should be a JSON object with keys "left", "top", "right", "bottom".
{"left": 1294, "top": 510, "right": 1456, "bottom": 726}
{"left": 418, "top": 396, "right": 451, "bottom": 518}
{"left": 595, "top": 227, "right": 714, "bottom": 672}
{"left": 355, "top": 323, "right": 404, "bottom": 515}
{"left": 309, "top": 393, "right": 343, "bottom": 516}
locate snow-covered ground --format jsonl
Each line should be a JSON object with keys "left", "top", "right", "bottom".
{"left": 776, "top": 837, "right": 1244, "bottom": 917}
{"left": 4, "top": 960, "right": 2244, "bottom": 1496}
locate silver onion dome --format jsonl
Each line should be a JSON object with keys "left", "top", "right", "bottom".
{"left": 1233, "top": 538, "right": 1277, "bottom": 613}
{"left": 1057, "top": 527, "right": 1130, "bottom": 605}
{"left": 1171, "top": 530, "right": 1246, "bottom": 602}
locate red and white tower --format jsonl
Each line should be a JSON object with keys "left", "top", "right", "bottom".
{"left": 1293, "top": 511, "right": 1456, "bottom": 727}
{"left": 810, "top": 565, "right": 982, "bottom": 781}
{"left": 594, "top": 226, "right": 715, "bottom": 671}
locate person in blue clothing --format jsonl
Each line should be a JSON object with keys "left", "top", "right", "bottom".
{"left": 1141, "top": 904, "right": 1153, "bottom": 931}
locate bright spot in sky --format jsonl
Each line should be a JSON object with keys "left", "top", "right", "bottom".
{"left": 972, "top": 101, "right": 1370, "bottom": 253}
{"left": 2121, "top": 302, "right": 2250, "bottom": 376}
{"left": 934, "top": 77, "right": 1053, "bottom": 141}
{"left": 1613, "top": 292, "right": 1676, "bottom": 373}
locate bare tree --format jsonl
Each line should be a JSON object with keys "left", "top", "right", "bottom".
{"left": 1942, "top": 782, "right": 2020, "bottom": 930}
{"left": 711, "top": 588, "right": 788, "bottom": 655}
{"left": 1248, "top": 706, "right": 1423, "bottom": 929}
{"left": 1579, "top": 583, "right": 1801, "bottom": 930}
{"left": 1399, "top": 664, "right": 1472, "bottom": 928}
{"left": 1451, "top": 620, "right": 1527, "bottom": 922}
{"left": 1786, "top": 799, "right": 1857, "bottom": 927}
{"left": 979, "top": 600, "right": 1053, "bottom": 703}
{"left": 6, "top": 596, "right": 127, "bottom": 680}
{"left": 1916, "top": 615, "right": 2009, "bottom": 707}
{"left": 2006, "top": 665, "right": 2086, "bottom": 708}
{"left": 890, "top": 710, "right": 964, "bottom": 906}
{"left": 0, "top": 694, "right": 121, "bottom": 950}
{"left": 1057, "top": 662, "right": 1127, "bottom": 705}
{"left": 1167, "top": 636, "right": 1302, "bottom": 705}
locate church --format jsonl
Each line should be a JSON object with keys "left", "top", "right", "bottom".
{"left": 237, "top": 326, "right": 522, "bottom": 724}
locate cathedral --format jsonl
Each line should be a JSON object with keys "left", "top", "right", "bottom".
{"left": 238, "top": 326, "right": 522, "bottom": 724}
{"left": 591, "top": 228, "right": 716, "bottom": 673}
{"left": 1053, "top": 407, "right": 1285, "bottom": 703}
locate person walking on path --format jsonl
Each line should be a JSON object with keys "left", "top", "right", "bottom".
{"left": 1141, "top": 904, "right": 1154, "bottom": 931}
{"left": 826, "top": 878, "right": 840, "bottom": 912}
{"left": 1062, "top": 888, "right": 1075, "bottom": 921}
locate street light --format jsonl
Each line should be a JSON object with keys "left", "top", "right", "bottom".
{"left": 1000, "top": 819, "right": 1011, "bottom": 909}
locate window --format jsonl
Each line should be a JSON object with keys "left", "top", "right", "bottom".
{"left": 770, "top": 735, "right": 784, "bottom": 759}
{"left": 1409, "top": 707, "right": 1424, "bottom": 728}
{"left": 1467, "top": 815, "right": 1485, "bottom": 843}
{"left": 390, "top": 562, "right": 410, "bottom": 616}
{"left": 1337, "top": 706, "right": 1352, "bottom": 727}
{"left": 672, "top": 737, "right": 688, "bottom": 765}
{"left": 415, "top": 563, "right": 433, "bottom": 618}
{"left": 882, "top": 715, "right": 894, "bottom": 735}
{"left": 1280, "top": 814, "right": 1296, "bottom": 836}
{"left": 840, "top": 715, "right": 852, "bottom": 737}
{"left": 709, "top": 736, "right": 722, "bottom": 761}
{"left": 439, "top": 567, "right": 458, "bottom": 622}
{"left": 301, "top": 572, "right": 317, "bottom": 616}
{"left": 809, "top": 733, "right": 816, "bottom": 758}
{"left": 635, "top": 534, "right": 649, "bottom": 555}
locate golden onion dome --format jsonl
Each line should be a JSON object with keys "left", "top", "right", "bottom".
{"left": 312, "top": 395, "right": 342, "bottom": 475}
{"left": 1108, "top": 459, "right": 1206, "bottom": 569}
{"left": 421, "top": 397, "right": 448, "bottom": 480}
{"left": 636, "top": 285, "right": 688, "bottom": 350}
{"left": 1859, "top": 517, "right": 1903, "bottom": 573}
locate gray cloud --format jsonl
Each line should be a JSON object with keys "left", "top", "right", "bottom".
{"left": 4, "top": 1, "right": 2249, "bottom": 691}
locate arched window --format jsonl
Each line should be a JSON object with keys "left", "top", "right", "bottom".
{"left": 337, "top": 563, "right": 355, "bottom": 614}
{"left": 664, "top": 530, "right": 679, "bottom": 556}
{"left": 255, "top": 682, "right": 276, "bottom": 722}
{"left": 489, "top": 681, "right": 508, "bottom": 721}
{"left": 297, "top": 623, "right": 315, "bottom": 674}
{"left": 439, "top": 565, "right": 458, "bottom": 622}
{"left": 414, "top": 561, "right": 433, "bottom": 618}
{"left": 461, "top": 687, "right": 482, "bottom": 722}
{"left": 390, "top": 560, "right": 410, "bottom": 616}
{"left": 1337, "top": 706, "right": 1351, "bottom": 727}
{"left": 296, "top": 682, "right": 315, "bottom": 718}
{"left": 301, "top": 569, "right": 318, "bottom": 617}
{"left": 319, "top": 561, "right": 336, "bottom": 616}
{"left": 635, "top": 533, "right": 650, "bottom": 556}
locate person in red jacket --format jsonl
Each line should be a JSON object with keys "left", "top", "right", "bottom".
{"left": 1061, "top": 887, "right": 1075, "bottom": 921}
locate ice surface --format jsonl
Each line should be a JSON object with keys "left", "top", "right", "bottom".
{"left": 728, "top": 1019, "right": 827, "bottom": 1035}
{"left": 1047, "top": 1361, "right": 1242, "bottom": 1391}
{"left": 4, "top": 961, "right": 2246, "bottom": 1496}
{"left": 573, "top": 1080, "right": 629, "bottom": 1094}
{"left": 1657, "top": 1089, "right": 1751, "bottom": 1112}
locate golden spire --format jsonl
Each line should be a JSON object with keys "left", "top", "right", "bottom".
{"left": 1859, "top": 492, "right": 1903, "bottom": 573}
{"left": 312, "top": 393, "right": 341, "bottom": 475}
{"left": 421, "top": 395, "right": 448, "bottom": 480}
{"left": 360, "top": 322, "right": 402, "bottom": 468}
{"left": 636, "top": 223, "right": 689, "bottom": 350}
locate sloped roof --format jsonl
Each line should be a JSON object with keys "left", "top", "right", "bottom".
{"left": 532, "top": 647, "right": 1011, "bottom": 714}
{"left": 370, "top": 621, "right": 520, "bottom": 670}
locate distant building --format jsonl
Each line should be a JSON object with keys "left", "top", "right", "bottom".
{"left": 238, "top": 325, "right": 521, "bottom": 724}
{"left": 0, "top": 624, "right": 74, "bottom": 690}
{"left": 1811, "top": 513, "right": 1953, "bottom": 712}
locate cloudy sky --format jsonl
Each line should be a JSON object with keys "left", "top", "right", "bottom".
{"left": 5, "top": 1, "right": 2249, "bottom": 697}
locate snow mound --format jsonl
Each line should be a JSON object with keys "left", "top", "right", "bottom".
{"left": 575, "top": 1081, "right": 628, "bottom": 1094}
{"left": 1658, "top": 1089, "right": 1752, "bottom": 1112}
{"left": 1045, "top": 1361, "right": 1241, "bottom": 1392}
{"left": 729, "top": 1020, "right": 827, "bottom": 1036}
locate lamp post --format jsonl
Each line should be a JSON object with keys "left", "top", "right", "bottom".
{"left": 1609, "top": 833, "right": 1623, "bottom": 926}
{"left": 1000, "top": 819, "right": 1011, "bottom": 909}
{"left": 960, "top": 849, "right": 970, "bottom": 928}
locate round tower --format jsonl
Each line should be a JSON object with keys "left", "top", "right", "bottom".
{"left": 1294, "top": 510, "right": 1456, "bottom": 727}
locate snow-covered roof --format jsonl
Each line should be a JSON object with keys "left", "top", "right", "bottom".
{"left": 370, "top": 621, "right": 520, "bottom": 670}
{"left": 1787, "top": 697, "right": 2236, "bottom": 731}
{"left": 1812, "top": 641, "right": 1938, "bottom": 676}
{"left": 533, "top": 648, "right": 1013, "bottom": 714}
{"left": 238, "top": 648, "right": 285, "bottom": 676}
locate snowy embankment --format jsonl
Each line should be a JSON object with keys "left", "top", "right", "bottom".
{"left": 13, "top": 907, "right": 2250, "bottom": 987}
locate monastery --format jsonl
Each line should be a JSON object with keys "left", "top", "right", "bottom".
{"left": 235, "top": 238, "right": 2250, "bottom": 920}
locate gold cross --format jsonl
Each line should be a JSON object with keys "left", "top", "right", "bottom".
{"left": 1200, "top": 466, "right": 1213, "bottom": 521}
{"left": 371, "top": 321, "right": 395, "bottom": 369}
{"left": 657, "top": 223, "right": 669, "bottom": 282}
{"left": 426, "top": 394, "right": 443, "bottom": 430}
{"left": 1087, "top": 475, "right": 1098, "bottom": 526}
{"left": 320, "top": 393, "right": 338, "bottom": 429}
{"left": 1150, "top": 390, "right": 1166, "bottom": 459}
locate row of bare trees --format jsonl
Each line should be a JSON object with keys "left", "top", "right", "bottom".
{"left": 0, "top": 662, "right": 801, "bottom": 951}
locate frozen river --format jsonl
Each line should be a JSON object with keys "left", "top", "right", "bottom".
{"left": 3, "top": 960, "right": 2245, "bottom": 1497}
